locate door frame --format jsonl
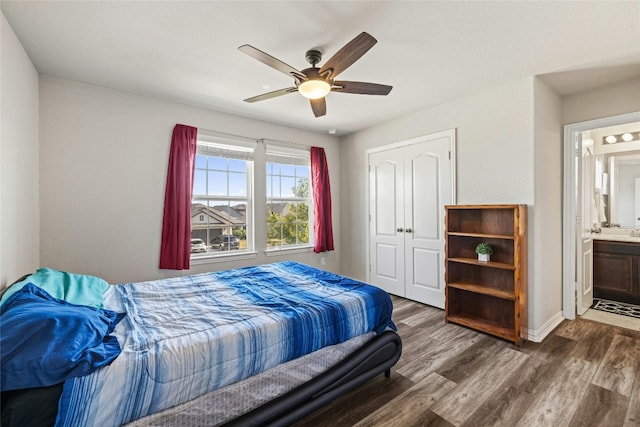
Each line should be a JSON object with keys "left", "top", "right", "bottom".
{"left": 365, "top": 129, "right": 457, "bottom": 285}
{"left": 562, "top": 111, "right": 640, "bottom": 319}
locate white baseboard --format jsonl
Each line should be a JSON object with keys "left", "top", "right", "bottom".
{"left": 524, "top": 311, "right": 564, "bottom": 343}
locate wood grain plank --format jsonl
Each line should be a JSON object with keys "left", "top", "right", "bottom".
{"left": 291, "top": 373, "right": 415, "bottom": 427}
{"left": 431, "top": 345, "right": 528, "bottom": 425}
{"left": 624, "top": 361, "right": 640, "bottom": 426}
{"left": 354, "top": 372, "right": 456, "bottom": 427}
{"left": 569, "top": 384, "right": 628, "bottom": 427}
{"left": 396, "top": 328, "right": 485, "bottom": 383}
{"left": 591, "top": 334, "right": 640, "bottom": 397}
{"left": 436, "top": 338, "right": 510, "bottom": 383}
{"left": 516, "top": 329, "right": 612, "bottom": 427}
{"left": 399, "top": 305, "right": 444, "bottom": 327}
{"left": 462, "top": 334, "right": 576, "bottom": 427}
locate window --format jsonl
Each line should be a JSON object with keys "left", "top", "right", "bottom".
{"left": 191, "top": 136, "right": 254, "bottom": 256}
{"left": 266, "top": 145, "right": 313, "bottom": 250}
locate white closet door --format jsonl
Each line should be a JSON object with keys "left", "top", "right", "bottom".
{"left": 368, "top": 130, "right": 455, "bottom": 308}
{"left": 369, "top": 150, "right": 405, "bottom": 296}
{"left": 403, "top": 137, "right": 452, "bottom": 308}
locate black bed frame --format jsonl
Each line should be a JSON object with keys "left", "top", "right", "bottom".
{"left": 1, "top": 331, "right": 402, "bottom": 427}
{"left": 224, "top": 330, "right": 402, "bottom": 427}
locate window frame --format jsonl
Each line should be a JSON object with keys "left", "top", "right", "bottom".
{"left": 190, "top": 135, "right": 256, "bottom": 262}
{"left": 265, "top": 144, "right": 314, "bottom": 253}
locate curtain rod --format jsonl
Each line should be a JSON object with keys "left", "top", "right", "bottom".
{"left": 259, "top": 138, "right": 310, "bottom": 150}
{"left": 197, "top": 127, "right": 257, "bottom": 143}
{"left": 196, "top": 127, "right": 311, "bottom": 150}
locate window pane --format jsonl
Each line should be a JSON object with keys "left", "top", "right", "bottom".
{"left": 297, "top": 223, "right": 309, "bottom": 244}
{"left": 192, "top": 200, "right": 248, "bottom": 253}
{"left": 280, "top": 164, "right": 295, "bottom": 176}
{"left": 296, "top": 166, "right": 309, "bottom": 177}
{"left": 193, "top": 170, "right": 207, "bottom": 195}
{"left": 209, "top": 156, "right": 227, "bottom": 171}
{"left": 271, "top": 176, "right": 281, "bottom": 198}
{"left": 267, "top": 162, "right": 278, "bottom": 175}
{"left": 195, "top": 154, "right": 207, "bottom": 169}
{"left": 228, "top": 159, "right": 245, "bottom": 172}
{"left": 266, "top": 175, "right": 273, "bottom": 198}
{"left": 208, "top": 171, "right": 228, "bottom": 196}
{"left": 229, "top": 172, "right": 246, "bottom": 197}
{"left": 294, "top": 178, "right": 309, "bottom": 198}
{"left": 191, "top": 199, "right": 213, "bottom": 254}
{"left": 281, "top": 177, "right": 295, "bottom": 197}
{"left": 266, "top": 223, "right": 281, "bottom": 247}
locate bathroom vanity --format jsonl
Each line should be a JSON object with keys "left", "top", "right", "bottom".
{"left": 592, "top": 230, "right": 640, "bottom": 305}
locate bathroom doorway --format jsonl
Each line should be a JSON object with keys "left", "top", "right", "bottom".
{"left": 562, "top": 111, "right": 640, "bottom": 329}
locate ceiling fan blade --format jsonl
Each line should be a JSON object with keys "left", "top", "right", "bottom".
{"left": 238, "top": 45, "right": 304, "bottom": 79}
{"left": 310, "top": 98, "right": 326, "bottom": 117}
{"left": 243, "top": 87, "right": 298, "bottom": 103}
{"left": 332, "top": 81, "right": 392, "bottom": 95}
{"left": 319, "top": 32, "right": 377, "bottom": 79}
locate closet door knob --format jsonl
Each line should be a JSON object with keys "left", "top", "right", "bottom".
{"left": 397, "top": 228, "right": 404, "bottom": 232}
{"left": 405, "top": 228, "right": 413, "bottom": 233}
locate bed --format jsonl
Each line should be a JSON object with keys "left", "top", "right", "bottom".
{"left": 1, "top": 261, "right": 401, "bottom": 427}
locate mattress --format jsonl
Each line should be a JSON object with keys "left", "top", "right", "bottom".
{"left": 55, "top": 261, "right": 395, "bottom": 427}
{"left": 125, "top": 332, "right": 376, "bottom": 426}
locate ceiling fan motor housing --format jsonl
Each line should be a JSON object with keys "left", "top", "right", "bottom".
{"left": 305, "top": 49, "right": 323, "bottom": 67}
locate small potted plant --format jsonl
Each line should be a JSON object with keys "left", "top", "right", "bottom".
{"left": 475, "top": 243, "right": 493, "bottom": 262}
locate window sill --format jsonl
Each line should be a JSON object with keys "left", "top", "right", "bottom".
{"left": 265, "top": 245, "right": 314, "bottom": 257}
{"left": 190, "top": 251, "right": 258, "bottom": 265}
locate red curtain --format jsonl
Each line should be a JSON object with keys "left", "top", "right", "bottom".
{"left": 311, "top": 147, "right": 334, "bottom": 253}
{"left": 159, "top": 124, "right": 198, "bottom": 269}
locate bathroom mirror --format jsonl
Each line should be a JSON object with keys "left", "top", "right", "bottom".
{"left": 607, "top": 150, "right": 640, "bottom": 229}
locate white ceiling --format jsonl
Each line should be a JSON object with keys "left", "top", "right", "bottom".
{"left": 2, "top": 1, "right": 640, "bottom": 136}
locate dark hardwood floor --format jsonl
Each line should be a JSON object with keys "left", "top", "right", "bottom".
{"left": 294, "top": 296, "right": 640, "bottom": 427}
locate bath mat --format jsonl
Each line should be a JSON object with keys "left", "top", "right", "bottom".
{"left": 591, "top": 298, "right": 640, "bottom": 319}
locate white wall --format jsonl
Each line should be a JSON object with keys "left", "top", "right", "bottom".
{"left": 562, "top": 77, "right": 640, "bottom": 125}
{"left": 0, "top": 12, "right": 39, "bottom": 290}
{"left": 39, "top": 76, "right": 340, "bottom": 284}
{"left": 339, "top": 77, "right": 535, "bottom": 280}
{"left": 531, "top": 77, "right": 563, "bottom": 338}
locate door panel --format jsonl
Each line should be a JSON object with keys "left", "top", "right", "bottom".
{"left": 404, "top": 138, "right": 451, "bottom": 307}
{"left": 580, "top": 240, "right": 593, "bottom": 314}
{"left": 577, "top": 144, "right": 594, "bottom": 315}
{"left": 369, "top": 151, "right": 405, "bottom": 296}
{"left": 411, "top": 154, "right": 440, "bottom": 240}
{"left": 375, "top": 243, "right": 398, "bottom": 279}
{"left": 411, "top": 248, "right": 441, "bottom": 290}
{"left": 375, "top": 162, "right": 397, "bottom": 236}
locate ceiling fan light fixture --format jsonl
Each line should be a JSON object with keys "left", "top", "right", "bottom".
{"left": 298, "top": 79, "right": 331, "bottom": 99}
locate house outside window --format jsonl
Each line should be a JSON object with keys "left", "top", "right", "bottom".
{"left": 191, "top": 136, "right": 254, "bottom": 256}
{"left": 266, "top": 144, "right": 313, "bottom": 251}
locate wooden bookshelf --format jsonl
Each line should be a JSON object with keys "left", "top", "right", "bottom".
{"left": 444, "top": 204, "right": 527, "bottom": 345}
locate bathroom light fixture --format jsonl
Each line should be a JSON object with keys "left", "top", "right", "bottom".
{"left": 298, "top": 79, "right": 331, "bottom": 100}
{"left": 603, "top": 131, "right": 639, "bottom": 145}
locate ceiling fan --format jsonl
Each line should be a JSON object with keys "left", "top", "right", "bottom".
{"left": 238, "top": 32, "right": 392, "bottom": 118}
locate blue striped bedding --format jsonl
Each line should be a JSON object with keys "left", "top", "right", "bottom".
{"left": 55, "top": 261, "right": 395, "bottom": 427}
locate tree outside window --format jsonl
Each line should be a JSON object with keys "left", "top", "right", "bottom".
{"left": 266, "top": 153, "right": 312, "bottom": 249}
